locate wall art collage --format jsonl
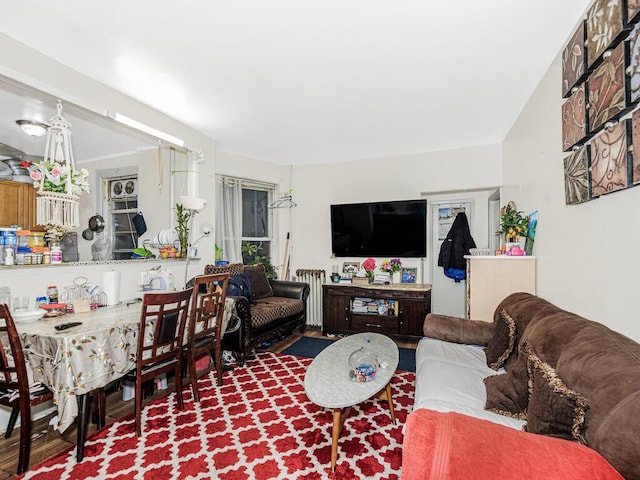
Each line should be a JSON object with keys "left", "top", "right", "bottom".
{"left": 562, "top": 0, "right": 640, "bottom": 205}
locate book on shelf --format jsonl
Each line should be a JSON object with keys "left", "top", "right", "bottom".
{"left": 350, "top": 297, "right": 399, "bottom": 316}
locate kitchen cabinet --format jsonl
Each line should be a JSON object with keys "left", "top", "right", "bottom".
{"left": 0, "top": 180, "right": 37, "bottom": 229}
{"left": 322, "top": 283, "right": 431, "bottom": 339}
{"left": 465, "top": 255, "right": 536, "bottom": 322}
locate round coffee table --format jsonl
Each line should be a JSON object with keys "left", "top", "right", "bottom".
{"left": 303, "top": 332, "right": 399, "bottom": 471}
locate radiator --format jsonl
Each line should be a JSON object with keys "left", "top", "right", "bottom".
{"left": 295, "top": 269, "right": 326, "bottom": 328}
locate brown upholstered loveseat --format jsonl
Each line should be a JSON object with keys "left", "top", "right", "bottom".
{"left": 204, "top": 263, "right": 309, "bottom": 364}
{"left": 402, "top": 292, "right": 640, "bottom": 480}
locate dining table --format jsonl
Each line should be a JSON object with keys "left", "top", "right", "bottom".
{"left": 15, "top": 296, "right": 234, "bottom": 462}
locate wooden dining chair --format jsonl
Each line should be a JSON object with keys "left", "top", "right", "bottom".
{"left": 185, "top": 273, "right": 230, "bottom": 401}
{"left": 0, "top": 304, "right": 53, "bottom": 474}
{"left": 96, "top": 288, "right": 193, "bottom": 437}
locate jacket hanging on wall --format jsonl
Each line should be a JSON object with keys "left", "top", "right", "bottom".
{"left": 437, "top": 212, "right": 476, "bottom": 282}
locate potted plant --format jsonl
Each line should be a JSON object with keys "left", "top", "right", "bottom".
{"left": 362, "top": 258, "right": 376, "bottom": 282}
{"left": 175, "top": 203, "right": 191, "bottom": 258}
{"left": 241, "top": 242, "right": 277, "bottom": 279}
{"left": 500, "top": 201, "right": 528, "bottom": 243}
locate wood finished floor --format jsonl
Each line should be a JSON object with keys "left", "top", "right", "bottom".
{"left": 0, "top": 329, "right": 417, "bottom": 478}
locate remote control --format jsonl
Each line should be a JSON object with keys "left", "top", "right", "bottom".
{"left": 54, "top": 322, "right": 82, "bottom": 331}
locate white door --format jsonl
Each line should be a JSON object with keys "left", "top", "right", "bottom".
{"left": 430, "top": 200, "right": 473, "bottom": 317}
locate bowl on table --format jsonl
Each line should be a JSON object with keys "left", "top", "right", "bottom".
{"left": 13, "top": 309, "right": 46, "bottom": 323}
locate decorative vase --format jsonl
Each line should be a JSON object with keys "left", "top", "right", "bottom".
{"left": 392, "top": 272, "right": 401, "bottom": 284}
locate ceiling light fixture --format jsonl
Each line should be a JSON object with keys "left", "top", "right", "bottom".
{"left": 15, "top": 119, "right": 48, "bottom": 137}
{"left": 106, "top": 111, "right": 185, "bottom": 147}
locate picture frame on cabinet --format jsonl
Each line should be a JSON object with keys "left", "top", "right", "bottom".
{"left": 342, "top": 262, "right": 360, "bottom": 275}
{"left": 401, "top": 267, "right": 417, "bottom": 284}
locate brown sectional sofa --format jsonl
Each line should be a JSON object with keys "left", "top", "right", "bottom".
{"left": 404, "top": 292, "right": 640, "bottom": 480}
{"left": 204, "top": 263, "right": 309, "bottom": 364}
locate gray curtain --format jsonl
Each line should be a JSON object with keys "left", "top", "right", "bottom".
{"left": 215, "top": 176, "right": 242, "bottom": 263}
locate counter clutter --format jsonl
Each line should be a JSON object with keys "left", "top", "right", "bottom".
{"left": 1, "top": 227, "right": 55, "bottom": 266}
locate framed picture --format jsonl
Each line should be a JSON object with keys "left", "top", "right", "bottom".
{"left": 342, "top": 262, "right": 360, "bottom": 275}
{"left": 563, "top": 146, "right": 591, "bottom": 205}
{"left": 562, "top": 84, "right": 587, "bottom": 152}
{"left": 586, "top": 0, "right": 625, "bottom": 70}
{"left": 401, "top": 267, "right": 417, "bottom": 284}
{"left": 589, "top": 120, "right": 631, "bottom": 197}
{"left": 587, "top": 41, "right": 629, "bottom": 133}
{"left": 562, "top": 20, "right": 587, "bottom": 98}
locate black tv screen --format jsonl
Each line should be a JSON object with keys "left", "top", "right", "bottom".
{"left": 331, "top": 199, "right": 427, "bottom": 257}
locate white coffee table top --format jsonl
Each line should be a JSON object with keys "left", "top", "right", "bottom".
{"left": 304, "top": 332, "right": 399, "bottom": 409}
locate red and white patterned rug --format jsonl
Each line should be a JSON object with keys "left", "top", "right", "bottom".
{"left": 20, "top": 352, "right": 415, "bottom": 480}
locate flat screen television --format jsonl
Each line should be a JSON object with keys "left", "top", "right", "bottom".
{"left": 330, "top": 199, "right": 427, "bottom": 257}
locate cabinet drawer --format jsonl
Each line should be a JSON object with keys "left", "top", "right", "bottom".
{"left": 350, "top": 314, "right": 399, "bottom": 335}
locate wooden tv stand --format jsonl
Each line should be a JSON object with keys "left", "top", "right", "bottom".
{"left": 322, "top": 283, "right": 431, "bottom": 340}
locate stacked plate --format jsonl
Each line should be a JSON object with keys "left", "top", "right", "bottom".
{"left": 0, "top": 160, "right": 12, "bottom": 180}
{"left": 150, "top": 228, "right": 179, "bottom": 247}
{"left": 13, "top": 309, "right": 46, "bottom": 323}
{"left": 2, "top": 158, "right": 34, "bottom": 183}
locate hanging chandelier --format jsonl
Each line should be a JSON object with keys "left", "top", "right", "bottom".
{"left": 32, "top": 100, "right": 89, "bottom": 228}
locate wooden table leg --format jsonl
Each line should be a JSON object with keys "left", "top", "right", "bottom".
{"left": 330, "top": 406, "right": 352, "bottom": 472}
{"left": 331, "top": 409, "right": 341, "bottom": 472}
{"left": 76, "top": 393, "right": 90, "bottom": 462}
{"left": 376, "top": 381, "right": 396, "bottom": 424}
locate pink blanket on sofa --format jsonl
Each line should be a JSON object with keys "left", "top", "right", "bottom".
{"left": 402, "top": 409, "right": 623, "bottom": 480}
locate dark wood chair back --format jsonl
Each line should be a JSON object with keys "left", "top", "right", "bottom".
{"left": 186, "top": 273, "right": 230, "bottom": 399}
{"left": 137, "top": 288, "right": 193, "bottom": 370}
{"left": 0, "top": 304, "right": 53, "bottom": 474}
{"left": 128, "top": 288, "right": 193, "bottom": 436}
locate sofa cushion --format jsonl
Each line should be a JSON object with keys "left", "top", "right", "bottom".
{"left": 244, "top": 264, "right": 274, "bottom": 300}
{"left": 423, "top": 313, "right": 494, "bottom": 346}
{"left": 250, "top": 297, "right": 304, "bottom": 328}
{"left": 415, "top": 337, "right": 525, "bottom": 430}
{"left": 485, "top": 309, "right": 516, "bottom": 370}
{"left": 482, "top": 299, "right": 593, "bottom": 421}
{"left": 402, "top": 409, "right": 624, "bottom": 480}
{"left": 483, "top": 356, "right": 529, "bottom": 420}
{"left": 493, "top": 292, "right": 558, "bottom": 370}
{"left": 525, "top": 346, "right": 588, "bottom": 444}
{"left": 556, "top": 324, "right": 640, "bottom": 480}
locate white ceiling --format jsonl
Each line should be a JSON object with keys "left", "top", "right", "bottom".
{"left": 0, "top": 0, "right": 591, "bottom": 165}
{"left": 0, "top": 77, "right": 154, "bottom": 162}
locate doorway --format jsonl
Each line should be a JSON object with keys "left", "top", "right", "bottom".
{"left": 430, "top": 200, "right": 473, "bottom": 317}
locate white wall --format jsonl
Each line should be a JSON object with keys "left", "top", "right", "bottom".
{"left": 291, "top": 145, "right": 502, "bottom": 284}
{"left": 502, "top": 53, "right": 640, "bottom": 341}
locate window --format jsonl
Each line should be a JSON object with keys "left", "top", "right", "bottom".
{"left": 241, "top": 187, "right": 271, "bottom": 262}
{"left": 215, "top": 176, "right": 275, "bottom": 265}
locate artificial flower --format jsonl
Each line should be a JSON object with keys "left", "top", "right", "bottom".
{"left": 380, "top": 258, "right": 403, "bottom": 274}
{"left": 31, "top": 158, "right": 90, "bottom": 196}
{"left": 362, "top": 258, "right": 376, "bottom": 278}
